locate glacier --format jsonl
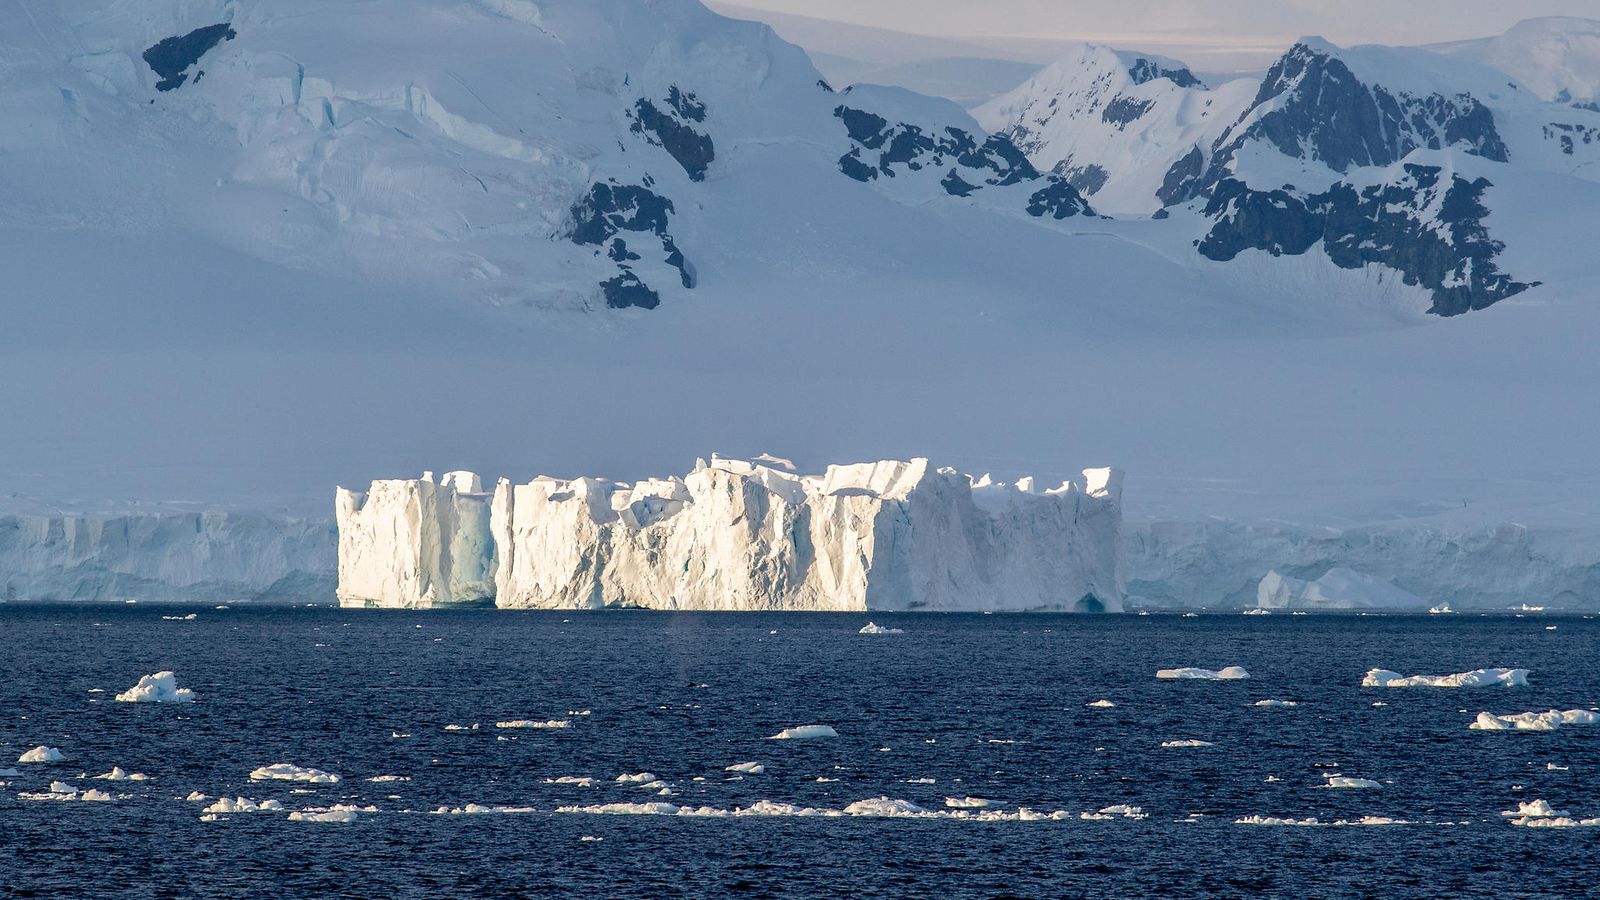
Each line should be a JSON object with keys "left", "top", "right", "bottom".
{"left": 1255, "top": 567, "right": 1428, "bottom": 611}
{"left": 335, "top": 456, "right": 1124, "bottom": 611}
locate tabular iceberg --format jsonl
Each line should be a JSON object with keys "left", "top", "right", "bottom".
{"left": 336, "top": 456, "right": 1123, "bottom": 611}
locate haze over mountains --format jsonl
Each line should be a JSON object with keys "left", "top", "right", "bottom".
{"left": 3, "top": 1, "right": 1599, "bottom": 607}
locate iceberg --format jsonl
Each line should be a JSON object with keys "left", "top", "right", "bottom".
{"left": 1156, "top": 666, "right": 1251, "bottom": 680}
{"left": 1160, "top": 739, "right": 1216, "bottom": 748}
{"left": 1255, "top": 568, "right": 1428, "bottom": 611}
{"left": 203, "top": 797, "right": 285, "bottom": 814}
{"left": 769, "top": 725, "right": 838, "bottom": 740}
{"left": 115, "top": 671, "right": 196, "bottom": 703}
{"left": 249, "top": 764, "right": 341, "bottom": 784}
{"left": 93, "top": 767, "right": 150, "bottom": 781}
{"left": 724, "top": 762, "right": 765, "bottom": 775}
{"left": 337, "top": 457, "right": 1123, "bottom": 611}
{"left": 1469, "top": 709, "right": 1600, "bottom": 731}
{"left": 1363, "top": 667, "right": 1529, "bottom": 688}
{"left": 858, "top": 622, "right": 905, "bottom": 634}
{"left": 18, "top": 746, "right": 65, "bottom": 764}
{"left": 1324, "top": 776, "right": 1382, "bottom": 789}
{"left": 1086, "top": 699, "right": 1117, "bottom": 708}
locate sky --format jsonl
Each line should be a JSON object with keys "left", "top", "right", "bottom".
{"left": 712, "top": 1, "right": 1600, "bottom": 74}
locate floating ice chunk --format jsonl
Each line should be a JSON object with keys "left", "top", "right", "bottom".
{"left": 94, "top": 767, "right": 150, "bottom": 781}
{"left": 1156, "top": 667, "right": 1250, "bottom": 680}
{"left": 843, "top": 797, "right": 930, "bottom": 817}
{"left": 185, "top": 791, "right": 208, "bottom": 802}
{"left": 203, "top": 797, "right": 286, "bottom": 814}
{"left": 1324, "top": 776, "right": 1382, "bottom": 789}
{"left": 443, "top": 724, "right": 479, "bottom": 732}
{"left": 160, "top": 614, "right": 198, "bottom": 621}
{"left": 1161, "top": 739, "right": 1215, "bottom": 748}
{"left": 1242, "top": 608, "right": 1270, "bottom": 615}
{"left": 495, "top": 719, "right": 571, "bottom": 729}
{"left": 1510, "top": 816, "right": 1600, "bottom": 827}
{"left": 367, "top": 775, "right": 410, "bottom": 783}
{"left": 1503, "top": 799, "right": 1567, "bottom": 818}
{"left": 249, "top": 764, "right": 341, "bottom": 784}
{"left": 615, "top": 772, "right": 658, "bottom": 784}
{"left": 1254, "top": 699, "right": 1298, "bottom": 707}
{"left": 1363, "top": 668, "right": 1528, "bottom": 688}
{"left": 115, "top": 672, "right": 196, "bottom": 703}
{"left": 858, "top": 622, "right": 905, "bottom": 634}
{"left": 944, "top": 797, "right": 1002, "bottom": 809}
{"left": 80, "top": 789, "right": 115, "bottom": 802}
{"left": 18, "top": 746, "right": 65, "bottom": 764}
{"left": 568, "top": 710, "right": 593, "bottom": 716}
{"left": 725, "top": 762, "right": 765, "bottom": 775}
{"left": 434, "top": 803, "right": 538, "bottom": 815}
{"left": 1096, "top": 804, "right": 1146, "bottom": 819}
{"left": 1470, "top": 709, "right": 1600, "bottom": 731}
{"left": 1087, "top": 699, "right": 1116, "bottom": 708}
{"left": 557, "top": 801, "right": 686, "bottom": 816}
{"left": 50, "top": 781, "right": 76, "bottom": 794}
{"left": 1428, "top": 604, "right": 1453, "bottom": 614}
{"left": 545, "top": 776, "right": 597, "bottom": 787}
{"left": 769, "top": 725, "right": 838, "bottom": 740}
{"left": 288, "top": 810, "right": 358, "bottom": 823}
{"left": 1237, "top": 815, "right": 1322, "bottom": 826}
{"left": 1548, "top": 763, "right": 1570, "bottom": 771}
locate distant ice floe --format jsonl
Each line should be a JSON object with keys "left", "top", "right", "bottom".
{"left": 1469, "top": 709, "right": 1600, "bottom": 731}
{"left": 1160, "top": 739, "right": 1215, "bottom": 748}
{"left": 288, "top": 809, "right": 359, "bottom": 823}
{"left": 93, "top": 767, "right": 150, "bottom": 781}
{"left": 545, "top": 776, "right": 597, "bottom": 787}
{"left": 944, "top": 797, "right": 1003, "bottom": 809}
{"left": 433, "top": 803, "right": 538, "bottom": 815}
{"left": 18, "top": 746, "right": 65, "bottom": 764}
{"left": 553, "top": 798, "right": 1146, "bottom": 823}
{"left": 859, "top": 622, "right": 905, "bottom": 634}
{"left": 1087, "top": 699, "right": 1116, "bottom": 708}
{"left": 19, "top": 782, "right": 117, "bottom": 802}
{"left": 203, "top": 797, "right": 285, "bottom": 814}
{"left": 1156, "top": 667, "right": 1250, "bottom": 680}
{"left": 249, "top": 764, "right": 341, "bottom": 784}
{"left": 1253, "top": 699, "right": 1298, "bottom": 707}
{"left": 1501, "top": 799, "right": 1600, "bottom": 826}
{"left": 769, "top": 725, "right": 838, "bottom": 740}
{"left": 160, "top": 614, "right": 198, "bottom": 621}
{"left": 615, "top": 772, "right": 658, "bottom": 785}
{"left": 1363, "top": 667, "right": 1528, "bottom": 688}
{"left": 1324, "top": 776, "right": 1382, "bottom": 789}
{"left": 443, "top": 724, "right": 479, "bottom": 732}
{"left": 367, "top": 775, "right": 411, "bottom": 783}
{"left": 1428, "top": 604, "right": 1454, "bottom": 614}
{"left": 495, "top": 719, "right": 571, "bottom": 729}
{"left": 1236, "top": 816, "right": 1406, "bottom": 826}
{"left": 1081, "top": 805, "right": 1147, "bottom": 821}
{"left": 725, "top": 762, "right": 764, "bottom": 775}
{"left": 115, "top": 672, "right": 196, "bottom": 703}
{"left": 1242, "top": 608, "right": 1271, "bottom": 616}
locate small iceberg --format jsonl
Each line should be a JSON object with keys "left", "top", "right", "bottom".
{"left": 1161, "top": 739, "right": 1216, "bottom": 748}
{"left": 545, "top": 776, "right": 597, "bottom": 787}
{"left": 1156, "top": 667, "right": 1250, "bottom": 681}
{"left": 367, "top": 775, "right": 411, "bottom": 783}
{"left": 18, "top": 746, "right": 65, "bottom": 764}
{"left": 203, "top": 797, "right": 286, "bottom": 815}
{"left": 1428, "top": 604, "right": 1454, "bottom": 615}
{"left": 288, "top": 809, "right": 358, "bottom": 823}
{"left": 769, "top": 725, "right": 838, "bottom": 740}
{"left": 115, "top": 672, "right": 196, "bottom": 703}
{"left": 93, "top": 767, "right": 150, "bottom": 781}
{"left": 615, "top": 772, "right": 658, "bottom": 785}
{"left": 1241, "top": 608, "right": 1271, "bottom": 616}
{"left": 843, "top": 797, "right": 930, "bottom": 817}
{"left": 1363, "top": 667, "right": 1528, "bottom": 688}
{"left": 1324, "top": 776, "right": 1382, "bottom": 789}
{"left": 249, "top": 764, "right": 341, "bottom": 784}
{"left": 944, "top": 797, "right": 1003, "bottom": 809}
{"left": 1086, "top": 699, "right": 1116, "bottom": 708}
{"left": 1253, "top": 699, "right": 1298, "bottom": 708}
{"left": 859, "top": 622, "right": 905, "bottom": 634}
{"left": 495, "top": 719, "right": 571, "bottom": 729}
{"left": 1503, "top": 799, "right": 1567, "bottom": 818}
{"left": 1469, "top": 709, "right": 1600, "bottom": 731}
{"left": 725, "top": 762, "right": 765, "bottom": 775}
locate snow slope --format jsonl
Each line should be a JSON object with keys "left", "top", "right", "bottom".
{"left": 1, "top": 3, "right": 1600, "bottom": 607}
{"left": 1430, "top": 18, "right": 1600, "bottom": 106}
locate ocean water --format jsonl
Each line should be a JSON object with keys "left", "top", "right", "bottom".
{"left": 3, "top": 605, "right": 1598, "bottom": 898}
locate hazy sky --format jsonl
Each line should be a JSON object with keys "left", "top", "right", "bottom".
{"left": 722, "top": 0, "right": 1600, "bottom": 47}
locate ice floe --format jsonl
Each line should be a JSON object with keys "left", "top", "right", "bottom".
{"left": 615, "top": 772, "right": 658, "bottom": 785}
{"left": 1503, "top": 799, "right": 1566, "bottom": 818}
{"left": 19, "top": 783, "right": 117, "bottom": 802}
{"left": 160, "top": 614, "right": 198, "bottom": 621}
{"left": 434, "top": 803, "right": 538, "bottom": 815}
{"left": 1160, "top": 739, "right": 1215, "bottom": 748}
{"left": 1324, "top": 776, "right": 1382, "bottom": 789}
{"left": 1253, "top": 699, "right": 1298, "bottom": 707}
{"left": 203, "top": 797, "right": 286, "bottom": 814}
{"left": 93, "top": 767, "right": 150, "bottom": 781}
{"left": 725, "top": 762, "right": 765, "bottom": 775}
{"left": 1509, "top": 816, "right": 1600, "bottom": 827}
{"left": 115, "top": 672, "right": 196, "bottom": 703}
{"left": 367, "top": 775, "right": 411, "bottom": 783}
{"left": 859, "top": 622, "right": 905, "bottom": 634}
{"left": 545, "top": 776, "right": 597, "bottom": 787}
{"left": 249, "top": 764, "right": 341, "bottom": 784}
{"left": 1363, "top": 667, "right": 1528, "bottom": 688}
{"left": 1086, "top": 699, "right": 1116, "bottom": 708}
{"left": 1156, "top": 667, "right": 1250, "bottom": 680}
{"left": 1469, "top": 709, "right": 1600, "bottom": 731}
{"left": 944, "top": 796, "right": 1003, "bottom": 809}
{"left": 288, "top": 809, "right": 358, "bottom": 823}
{"left": 18, "top": 746, "right": 65, "bottom": 764}
{"left": 1236, "top": 816, "right": 1406, "bottom": 826}
{"left": 769, "top": 725, "right": 838, "bottom": 740}
{"left": 495, "top": 719, "right": 571, "bottom": 729}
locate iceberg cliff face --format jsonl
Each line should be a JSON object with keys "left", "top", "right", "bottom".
{"left": 339, "top": 457, "right": 1123, "bottom": 611}
{"left": 334, "top": 471, "right": 495, "bottom": 608}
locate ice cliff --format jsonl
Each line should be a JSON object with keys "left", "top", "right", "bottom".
{"left": 335, "top": 456, "right": 1124, "bottom": 611}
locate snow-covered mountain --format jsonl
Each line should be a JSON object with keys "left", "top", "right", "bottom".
{"left": 4, "top": 3, "right": 1600, "bottom": 608}
{"left": 1430, "top": 17, "right": 1600, "bottom": 108}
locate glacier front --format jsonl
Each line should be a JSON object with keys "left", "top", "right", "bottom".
{"left": 336, "top": 456, "right": 1123, "bottom": 612}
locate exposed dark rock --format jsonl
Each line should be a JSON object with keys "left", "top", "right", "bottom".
{"left": 600, "top": 270, "right": 659, "bottom": 310}
{"left": 1061, "top": 163, "right": 1109, "bottom": 195}
{"left": 1101, "top": 96, "right": 1154, "bottom": 128}
{"left": 1198, "top": 164, "right": 1536, "bottom": 316}
{"left": 941, "top": 170, "right": 976, "bottom": 197}
{"left": 143, "top": 23, "right": 236, "bottom": 92}
{"left": 1156, "top": 146, "right": 1206, "bottom": 207}
{"left": 1126, "top": 58, "right": 1204, "bottom": 89}
{"left": 629, "top": 88, "right": 714, "bottom": 181}
{"left": 570, "top": 181, "right": 694, "bottom": 308}
{"left": 1025, "top": 177, "right": 1095, "bottom": 219}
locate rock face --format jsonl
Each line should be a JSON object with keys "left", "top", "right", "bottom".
{"left": 334, "top": 471, "right": 495, "bottom": 608}
{"left": 337, "top": 456, "right": 1124, "bottom": 611}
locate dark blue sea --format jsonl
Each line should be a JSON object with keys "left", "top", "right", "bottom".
{"left": 3, "top": 605, "right": 1597, "bottom": 898}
